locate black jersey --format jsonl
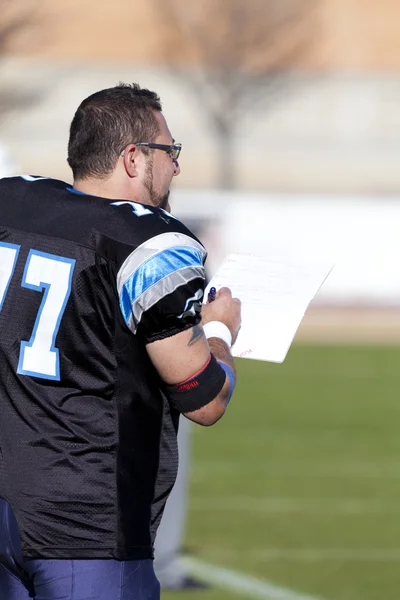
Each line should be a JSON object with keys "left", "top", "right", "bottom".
{"left": 0, "top": 176, "right": 207, "bottom": 560}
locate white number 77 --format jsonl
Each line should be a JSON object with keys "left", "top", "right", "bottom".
{"left": 0, "top": 243, "right": 75, "bottom": 380}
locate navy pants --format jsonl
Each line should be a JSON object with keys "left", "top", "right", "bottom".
{"left": 0, "top": 499, "right": 160, "bottom": 600}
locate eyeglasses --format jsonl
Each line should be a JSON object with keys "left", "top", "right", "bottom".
{"left": 135, "top": 142, "right": 182, "bottom": 161}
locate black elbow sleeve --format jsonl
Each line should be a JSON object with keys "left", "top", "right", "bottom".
{"left": 163, "top": 354, "right": 226, "bottom": 414}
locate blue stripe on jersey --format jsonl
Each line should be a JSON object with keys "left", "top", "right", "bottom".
{"left": 66, "top": 187, "right": 89, "bottom": 196}
{"left": 119, "top": 246, "right": 203, "bottom": 327}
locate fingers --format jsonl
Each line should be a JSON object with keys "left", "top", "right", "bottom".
{"left": 202, "top": 286, "right": 242, "bottom": 341}
{"left": 216, "top": 286, "right": 232, "bottom": 299}
{"left": 215, "top": 287, "right": 241, "bottom": 308}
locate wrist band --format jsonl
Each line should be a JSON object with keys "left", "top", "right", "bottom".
{"left": 217, "top": 361, "right": 236, "bottom": 408}
{"left": 203, "top": 321, "right": 232, "bottom": 348}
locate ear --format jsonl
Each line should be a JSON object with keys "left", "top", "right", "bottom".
{"left": 121, "top": 144, "right": 139, "bottom": 178}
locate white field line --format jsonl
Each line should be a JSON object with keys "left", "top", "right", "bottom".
{"left": 183, "top": 557, "right": 325, "bottom": 600}
{"left": 256, "top": 548, "right": 400, "bottom": 562}
{"left": 190, "top": 497, "right": 400, "bottom": 514}
{"left": 192, "top": 462, "right": 400, "bottom": 479}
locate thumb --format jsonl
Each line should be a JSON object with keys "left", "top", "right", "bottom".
{"left": 216, "top": 286, "right": 232, "bottom": 299}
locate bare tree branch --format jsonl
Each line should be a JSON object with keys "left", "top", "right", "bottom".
{"left": 0, "top": 0, "right": 39, "bottom": 118}
{"left": 0, "top": 0, "right": 35, "bottom": 49}
{"left": 151, "top": 0, "right": 320, "bottom": 188}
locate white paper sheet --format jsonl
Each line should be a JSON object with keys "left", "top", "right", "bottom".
{"left": 204, "top": 253, "right": 334, "bottom": 363}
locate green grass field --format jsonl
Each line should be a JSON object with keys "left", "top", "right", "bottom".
{"left": 164, "top": 344, "right": 400, "bottom": 600}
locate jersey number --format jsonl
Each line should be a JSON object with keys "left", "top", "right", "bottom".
{"left": 0, "top": 242, "right": 75, "bottom": 380}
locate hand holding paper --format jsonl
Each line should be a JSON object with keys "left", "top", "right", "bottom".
{"left": 204, "top": 253, "right": 334, "bottom": 363}
{"left": 202, "top": 286, "right": 242, "bottom": 347}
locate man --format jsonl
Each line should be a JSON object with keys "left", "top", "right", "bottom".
{"left": 0, "top": 83, "right": 240, "bottom": 600}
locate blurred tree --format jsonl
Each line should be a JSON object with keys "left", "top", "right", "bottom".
{"left": 0, "top": 0, "right": 39, "bottom": 117}
{"left": 151, "top": 0, "right": 319, "bottom": 189}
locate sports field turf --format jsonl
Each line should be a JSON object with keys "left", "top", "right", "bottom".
{"left": 165, "top": 344, "right": 400, "bottom": 600}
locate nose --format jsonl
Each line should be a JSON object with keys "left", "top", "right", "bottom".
{"left": 173, "top": 160, "right": 181, "bottom": 177}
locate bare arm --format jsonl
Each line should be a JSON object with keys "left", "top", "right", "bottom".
{"left": 147, "top": 286, "right": 241, "bottom": 426}
{"left": 186, "top": 336, "right": 236, "bottom": 425}
{"left": 146, "top": 325, "right": 234, "bottom": 426}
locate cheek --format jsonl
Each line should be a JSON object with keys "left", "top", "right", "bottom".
{"left": 155, "top": 161, "right": 173, "bottom": 190}
{"left": 151, "top": 169, "right": 163, "bottom": 192}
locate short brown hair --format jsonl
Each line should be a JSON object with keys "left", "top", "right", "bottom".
{"left": 67, "top": 83, "right": 162, "bottom": 180}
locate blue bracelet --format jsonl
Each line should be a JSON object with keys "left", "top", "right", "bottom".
{"left": 217, "top": 361, "right": 236, "bottom": 408}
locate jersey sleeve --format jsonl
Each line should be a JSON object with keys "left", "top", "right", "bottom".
{"left": 116, "top": 231, "right": 206, "bottom": 343}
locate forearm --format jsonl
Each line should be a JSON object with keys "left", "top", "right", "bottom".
{"left": 183, "top": 337, "right": 236, "bottom": 426}
{"left": 208, "top": 338, "right": 236, "bottom": 375}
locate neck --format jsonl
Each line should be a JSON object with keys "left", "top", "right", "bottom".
{"left": 73, "top": 177, "right": 131, "bottom": 201}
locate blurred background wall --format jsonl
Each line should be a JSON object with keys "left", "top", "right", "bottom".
{"left": 1, "top": 0, "right": 400, "bottom": 195}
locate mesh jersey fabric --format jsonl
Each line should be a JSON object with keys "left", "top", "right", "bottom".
{"left": 0, "top": 176, "right": 208, "bottom": 560}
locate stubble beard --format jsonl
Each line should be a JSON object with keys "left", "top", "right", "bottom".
{"left": 144, "top": 157, "right": 170, "bottom": 210}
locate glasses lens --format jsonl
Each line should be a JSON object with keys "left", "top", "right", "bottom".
{"left": 172, "top": 145, "right": 181, "bottom": 161}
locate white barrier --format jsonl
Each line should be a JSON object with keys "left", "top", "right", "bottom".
{"left": 172, "top": 191, "right": 400, "bottom": 306}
